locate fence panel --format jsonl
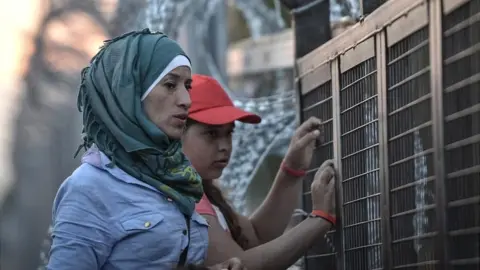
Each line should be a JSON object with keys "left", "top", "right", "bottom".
{"left": 337, "top": 37, "right": 384, "bottom": 270}
{"left": 442, "top": 0, "right": 480, "bottom": 268}
{"left": 300, "top": 62, "right": 338, "bottom": 269}
{"left": 296, "top": 0, "right": 480, "bottom": 269}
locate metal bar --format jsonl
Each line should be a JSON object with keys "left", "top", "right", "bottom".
{"left": 331, "top": 57, "right": 345, "bottom": 270}
{"left": 297, "top": 0, "right": 425, "bottom": 77}
{"left": 291, "top": 0, "right": 331, "bottom": 59}
{"left": 295, "top": 77, "right": 304, "bottom": 128}
{"left": 296, "top": 77, "right": 305, "bottom": 194}
{"left": 209, "top": 1, "right": 228, "bottom": 80}
{"left": 361, "top": 0, "right": 387, "bottom": 16}
{"left": 291, "top": 0, "right": 324, "bottom": 14}
{"left": 301, "top": 63, "right": 331, "bottom": 94}
{"left": 385, "top": 1, "right": 428, "bottom": 47}
{"left": 376, "top": 29, "right": 393, "bottom": 270}
{"left": 443, "top": 0, "right": 471, "bottom": 14}
{"left": 429, "top": 0, "right": 449, "bottom": 269}
{"left": 295, "top": 71, "right": 309, "bottom": 269}
{"left": 340, "top": 37, "right": 375, "bottom": 72}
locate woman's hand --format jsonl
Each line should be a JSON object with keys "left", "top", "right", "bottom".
{"left": 209, "top": 257, "right": 246, "bottom": 270}
{"left": 283, "top": 117, "right": 323, "bottom": 171}
{"left": 311, "top": 160, "right": 336, "bottom": 216}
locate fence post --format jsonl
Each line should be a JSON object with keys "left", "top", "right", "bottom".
{"left": 281, "top": 1, "right": 333, "bottom": 269}
{"left": 281, "top": 0, "right": 332, "bottom": 59}
{"left": 282, "top": 0, "right": 332, "bottom": 128}
{"left": 360, "top": 0, "right": 387, "bottom": 16}
{"left": 429, "top": 0, "right": 448, "bottom": 269}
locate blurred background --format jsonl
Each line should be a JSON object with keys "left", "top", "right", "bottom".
{"left": 0, "top": 1, "right": 357, "bottom": 268}
{"left": 1, "top": 0, "right": 479, "bottom": 270}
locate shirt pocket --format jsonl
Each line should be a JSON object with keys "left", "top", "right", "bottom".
{"left": 120, "top": 213, "right": 182, "bottom": 261}
{"left": 121, "top": 213, "right": 165, "bottom": 231}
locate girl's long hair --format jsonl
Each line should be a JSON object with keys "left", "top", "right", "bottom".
{"left": 202, "top": 180, "right": 249, "bottom": 249}
{"left": 186, "top": 119, "right": 249, "bottom": 249}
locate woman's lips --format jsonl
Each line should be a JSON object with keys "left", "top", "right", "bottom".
{"left": 172, "top": 113, "right": 188, "bottom": 125}
{"left": 173, "top": 113, "right": 187, "bottom": 120}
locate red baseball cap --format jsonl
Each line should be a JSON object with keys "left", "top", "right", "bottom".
{"left": 188, "top": 74, "right": 262, "bottom": 125}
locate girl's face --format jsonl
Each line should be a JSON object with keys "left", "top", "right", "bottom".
{"left": 182, "top": 121, "right": 234, "bottom": 180}
{"left": 143, "top": 66, "right": 192, "bottom": 140}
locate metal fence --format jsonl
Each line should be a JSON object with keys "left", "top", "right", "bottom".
{"left": 296, "top": 0, "right": 480, "bottom": 269}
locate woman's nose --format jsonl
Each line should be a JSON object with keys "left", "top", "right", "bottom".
{"left": 177, "top": 88, "right": 191, "bottom": 110}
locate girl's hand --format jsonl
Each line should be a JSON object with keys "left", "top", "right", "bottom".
{"left": 283, "top": 117, "right": 323, "bottom": 172}
{"left": 311, "top": 160, "right": 336, "bottom": 216}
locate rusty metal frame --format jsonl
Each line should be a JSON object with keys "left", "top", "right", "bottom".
{"left": 339, "top": 37, "right": 375, "bottom": 73}
{"left": 297, "top": 0, "right": 426, "bottom": 78}
{"left": 331, "top": 57, "right": 345, "bottom": 270}
{"left": 295, "top": 0, "right": 480, "bottom": 269}
{"left": 375, "top": 29, "right": 393, "bottom": 270}
{"left": 385, "top": 1, "right": 429, "bottom": 46}
{"left": 299, "top": 59, "right": 336, "bottom": 269}
{"left": 443, "top": 0, "right": 470, "bottom": 13}
{"left": 295, "top": 77, "right": 304, "bottom": 131}
{"left": 430, "top": 0, "right": 449, "bottom": 268}
{"left": 295, "top": 75, "right": 308, "bottom": 269}
{"left": 337, "top": 34, "right": 380, "bottom": 269}
{"left": 301, "top": 63, "right": 331, "bottom": 95}
{"left": 384, "top": 2, "right": 432, "bottom": 269}
{"left": 296, "top": 0, "right": 429, "bottom": 268}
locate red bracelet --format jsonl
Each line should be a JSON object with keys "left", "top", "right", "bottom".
{"left": 281, "top": 161, "right": 306, "bottom": 177}
{"left": 310, "top": 210, "right": 336, "bottom": 226}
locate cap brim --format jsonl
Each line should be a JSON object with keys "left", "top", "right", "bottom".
{"left": 189, "top": 106, "right": 262, "bottom": 125}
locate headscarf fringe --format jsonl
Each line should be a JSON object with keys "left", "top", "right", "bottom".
{"left": 73, "top": 28, "right": 202, "bottom": 216}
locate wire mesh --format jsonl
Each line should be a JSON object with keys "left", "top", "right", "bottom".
{"left": 340, "top": 57, "right": 382, "bottom": 270}
{"left": 443, "top": 0, "right": 480, "bottom": 269}
{"left": 297, "top": 1, "right": 480, "bottom": 269}
{"left": 386, "top": 26, "right": 438, "bottom": 269}
{"left": 301, "top": 80, "right": 337, "bottom": 269}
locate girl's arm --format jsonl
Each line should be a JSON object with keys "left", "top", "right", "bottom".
{"left": 242, "top": 169, "right": 304, "bottom": 245}
{"left": 204, "top": 160, "right": 336, "bottom": 270}
{"left": 203, "top": 214, "right": 331, "bottom": 270}
{"left": 245, "top": 117, "right": 322, "bottom": 244}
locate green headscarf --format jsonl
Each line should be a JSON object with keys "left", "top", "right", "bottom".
{"left": 76, "top": 29, "right": 203, "bottom": 217}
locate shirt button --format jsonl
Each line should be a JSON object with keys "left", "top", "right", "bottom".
{"left": 144, "top": 222, "right": 151, "bottom": 228}
{"left": 182, "top": 230, "right": 187, "bottom": 235}
{"left": 167, "top": 198, "right": 173, "bottom": 202}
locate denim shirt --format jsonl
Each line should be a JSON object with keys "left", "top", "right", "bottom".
{"left": 47, "top": 148, "right": 209, "bottom": 270}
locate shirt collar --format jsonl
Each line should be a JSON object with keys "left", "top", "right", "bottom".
{"left": 81, "top": 146, "right": 158, "bottom": 192}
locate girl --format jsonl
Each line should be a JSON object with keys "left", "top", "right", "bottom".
{"left": 184, "top": 75, "right": 337, "bottom": 270}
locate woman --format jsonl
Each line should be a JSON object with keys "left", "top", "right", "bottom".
{"left": 183, "top": 75, "right": 337, "bottom": 269}
{"left": 45, "top": 29, "right": 243, "bottom": 270}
